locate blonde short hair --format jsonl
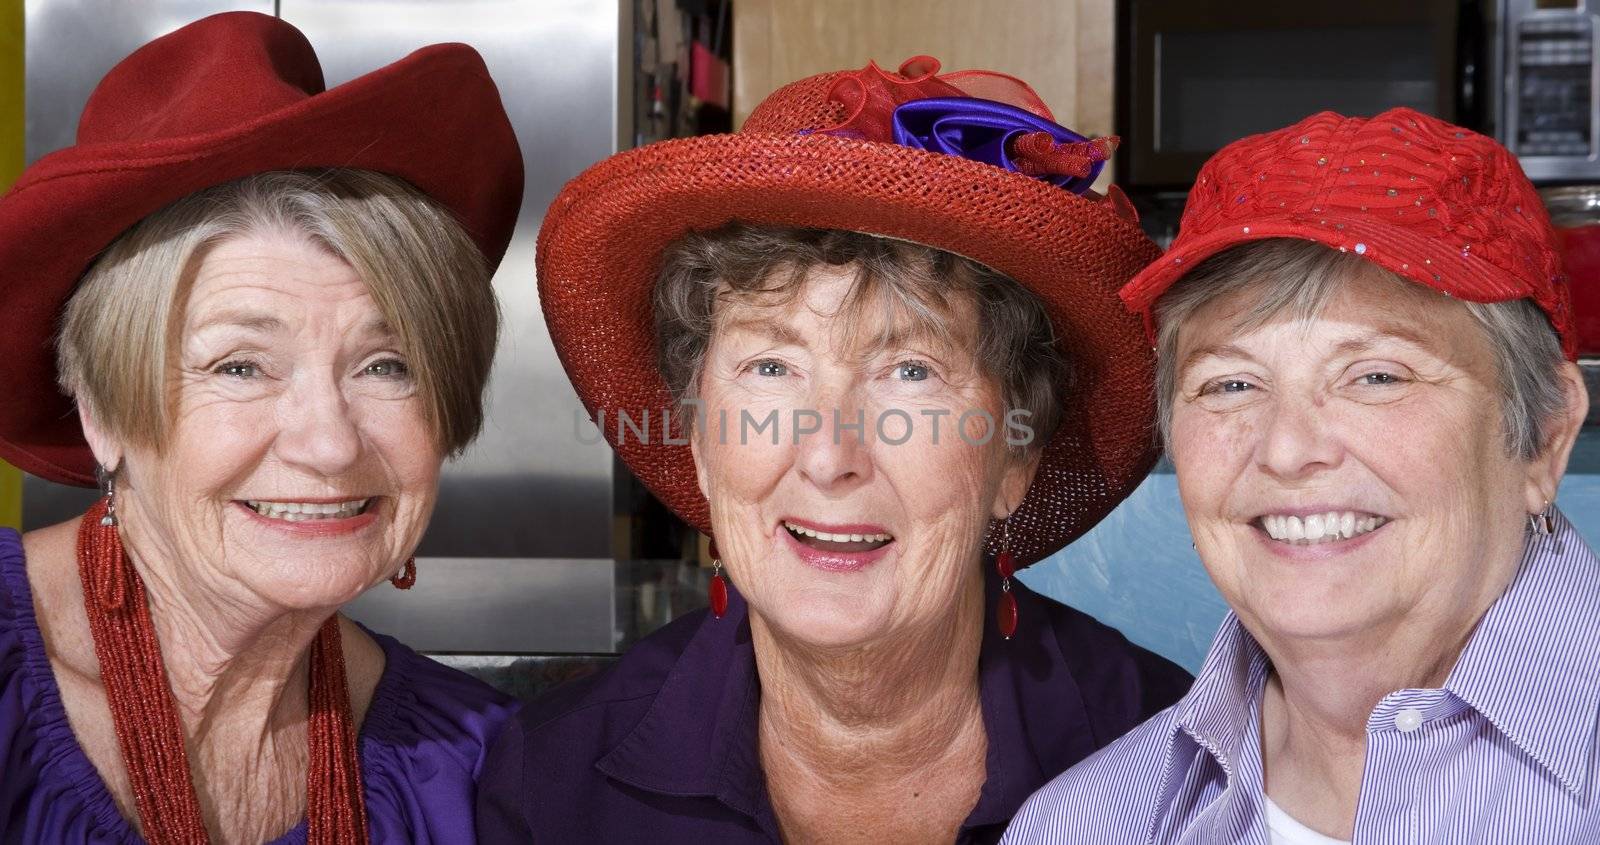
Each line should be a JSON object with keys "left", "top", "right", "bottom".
{"left": 57, "top": 169, "right": 499, "bottom": 457}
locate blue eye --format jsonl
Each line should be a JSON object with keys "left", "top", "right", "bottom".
{"left": 754, "top": 360, "right": 788, "bottom": 377}
{"left": 215, "top": 360, "right": 259, "bottom": 378}
{"left": 1359, "top": 372, "right": 1399, "bottom": 386}
{"left": 1197, "top": 378, "right": 1255, "bottom": 397}
{"left": 895, "top": 362, "right": 931, "bottom": 381}
{"left": 362, "top": 359, "right": 410, "bottom": 378}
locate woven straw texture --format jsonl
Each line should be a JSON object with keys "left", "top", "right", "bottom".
{"left": 538, "top": 68, "right": 1164, "bottom": 567}
{"left": 1121, "top": 108, "right": 1575, "bottom": 360}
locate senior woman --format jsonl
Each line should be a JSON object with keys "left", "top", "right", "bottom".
{"left": 1005, "top": 108, "right": 1597, "bottom": 844}
{"left": 0, "top": 13, "right": 523, "bottom": 843}
{"left": 477, "top": 59, "right": 1191, "bottom": 843}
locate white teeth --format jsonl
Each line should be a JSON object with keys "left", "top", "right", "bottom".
{"left": 245, "top": 499, "right": 369, "bottom": 521}
{"left": 783, "top": 521, "right": 892, "bottom": 544}
{"left": 1260, "top": 511, "right": 1387, "bottom": 545}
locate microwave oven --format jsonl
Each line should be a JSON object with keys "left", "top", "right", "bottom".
{"left": 1503, "top": 0, "right": 1600, "bottom": 183}
{"left": 1117, "top": 0, "right": 1491, "bottom": 190}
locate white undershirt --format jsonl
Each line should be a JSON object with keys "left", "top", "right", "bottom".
{"left": 1264, "top": 796, "right": 1352, "bottom": 845}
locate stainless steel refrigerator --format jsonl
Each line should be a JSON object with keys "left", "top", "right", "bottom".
{"left": 22, "top": 0, "right": 635, "bottom": 656}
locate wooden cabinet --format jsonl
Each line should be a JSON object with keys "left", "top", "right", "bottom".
{"left": 734, "top": 0, "right": 1114, "bottom": 140}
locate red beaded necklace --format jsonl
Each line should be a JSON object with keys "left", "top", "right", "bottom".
{"left": 76, "top": 498, "right": 368, "bottom": 844}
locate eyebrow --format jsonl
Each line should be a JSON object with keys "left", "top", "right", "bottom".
{"left": 855, "top": 327, "right": 965, "bottom": 372}
{"left": 1181, "top": 342, "right": 1255, "bottom": 370}
{"left": 1329, "top": 324, "right": 1440, "bottom": 356}
{"left": 716, "top": 315, "right": 959, "bottom": 365}
{"left": 1181, "top": 325, "right": 1444, "bottom": 372}
{"left": 188, "top": 312, "right": 396, "bottom": 340}
{"left": 358, "top": 316, "right": 395, "bottom": 337}
{"left": 718, "top": 316, "right": 807, "bottom": 347}
{"left": 190, "top": 309, "right": 284, "bottom": 334}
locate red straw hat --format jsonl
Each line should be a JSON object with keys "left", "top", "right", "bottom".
{"left": 538, "top": 57, "right": 1163, "bottom": 566}
{"left": 1120, "top": 107, "right": 1576, "bottom": 360}
{"left": 0, "top": 11, "right": 524, "bottom": 487}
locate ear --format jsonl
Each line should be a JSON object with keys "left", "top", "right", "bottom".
{"left": 77, "top": 401, "right": 125, "bottom": 477}
{"left": 1523, "top": 361, "right": 1589, "bottom": 514}
{"left": 991, "top": 449, "right": 1042, "bottom": 520}
{"left": 689, "top": 413, "right": 711, "bottom": 502}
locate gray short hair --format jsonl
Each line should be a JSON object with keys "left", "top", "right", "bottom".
{"left": 1153, "top": 238, "right": 1568, "bottom": 461}
{"left": 58, "top": 169, "right": 499, "bottom": 457}
{"left": 654, "top": 223, "right": 1067, "bottom": 450}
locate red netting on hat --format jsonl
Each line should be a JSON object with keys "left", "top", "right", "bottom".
{"left": 1121, "top": 108, "right": 1575, "bottom": 359}
{"left": 539, "top": 60, "right": 1164, "bottom": 567}
{"left": 1012, "top": 134, "right": 1116, "bottom": 180}
{"left": 743, "top": 56, "right": 1057, "bottom": 138}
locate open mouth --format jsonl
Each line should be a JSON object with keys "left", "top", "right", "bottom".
{"left": 242, "top": 498, "right": 373, "bottom": 522}
{"left": 1255, "top": 511, "right": 1388, "bottom": 546}
{"left": 783, "top": 520, "right": 895, "bottom": 554}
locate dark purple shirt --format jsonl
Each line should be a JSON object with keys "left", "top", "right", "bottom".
{"left": 476, "top": 572, "right": 1192, "bottom": 844}
{"left": 0, "top": 528, "right": 519, "bottom": 844}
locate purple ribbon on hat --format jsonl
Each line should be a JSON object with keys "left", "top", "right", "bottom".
{"left": 889, "top": 97, "right": 1110, "bottom": 195}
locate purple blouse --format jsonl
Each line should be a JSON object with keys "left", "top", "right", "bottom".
{"left": 0, "top": 528, "right": 519, "bottom": 844}
{"left": 476, "top": 570, "right": 1193, "bottom": 844}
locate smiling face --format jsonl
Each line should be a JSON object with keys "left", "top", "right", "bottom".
{"left": 691, "top": 265, "right": 1034, "bottom": 648}
{"left": 1168, "top": 263, "right": 1544, "bottom": 649}
{"left": 101, "top": 229, "right": 442, "bottom": 611}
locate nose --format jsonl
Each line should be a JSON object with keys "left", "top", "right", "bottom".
{"left": 793, "top": 385, "right": 873, "bottom": 493}
{"left": 1255, "top": 393, "right": 1343, "bottom": 481}
{"left": 273, "top": 370, "right": 362, "bottom": 477}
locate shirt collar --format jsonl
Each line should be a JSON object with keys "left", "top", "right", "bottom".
{"left": 1442, "top": 507, "right": 1600, "bottom": 797}
{"left": 1146, "top": 504, "right": 1600, "bottom": 834}
{"left": 965, "top": 572, "right": 1104, "bottom": 829}
{"left": 1144, "top": 613, "right": 1268, "bottom": 841}
{"left": 1167, "top": 613, "right": 1269, "bottom": 778}
{"left": 595, "top": 586, "right": 769, "bottom": 816}
{"left": 595, "top": 573, "right": 1083, "bottom": 831}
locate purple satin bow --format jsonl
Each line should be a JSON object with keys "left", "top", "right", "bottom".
{"left": 890, "top": 97, "right": 1106, "bottom": 195}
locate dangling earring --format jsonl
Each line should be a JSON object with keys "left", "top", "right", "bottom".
{"left": 390, "top": 556, "right": 416, "bottom": 589}
{"left": 996, "top": 519, "right": 1018, "bottom": 640}
{"left": 97, "top": 465, "right": 119, "bottom": 527}
{"left": 87, "top": 464, "right": 128, "bottom": 609}
{"left": 1528, "top": 500, "right": 1555, "bottom": 537}
{"left": 708, "top": 538, "right": 728, "bottom": 620}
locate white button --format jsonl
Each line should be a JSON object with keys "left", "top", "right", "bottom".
{"left": 1394, "top": 708, "right": 1424, "bottom": 733}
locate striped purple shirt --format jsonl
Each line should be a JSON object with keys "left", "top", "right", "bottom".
{"left": 1003, "top": 508, "right": 1600, "bottom": 844}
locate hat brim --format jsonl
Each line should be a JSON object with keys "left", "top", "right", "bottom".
{"left": 0, "top": 42, "right": 523, "bottom": 487}
{"left": 538, "top": 131, "right": 1162, "bottom": 566}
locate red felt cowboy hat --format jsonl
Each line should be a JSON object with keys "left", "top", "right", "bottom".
{"left": 537, "top": 57, "right": 1163, "bottom": 567}
{"left": 0, "top": 11, "right": 523, "bottom": 487}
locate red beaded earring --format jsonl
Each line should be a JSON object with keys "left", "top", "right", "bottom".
{"left": 390, "top": 557, "right": 416, "bottom": 590}
{"left": 996, "top": 519, "right": 1018, "bottom": 640}
{"left": 88, "top": 466, "right": 127, "bottom": 609}
{"left": 708, "top": 539, "right": 728, "bottom": 619}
